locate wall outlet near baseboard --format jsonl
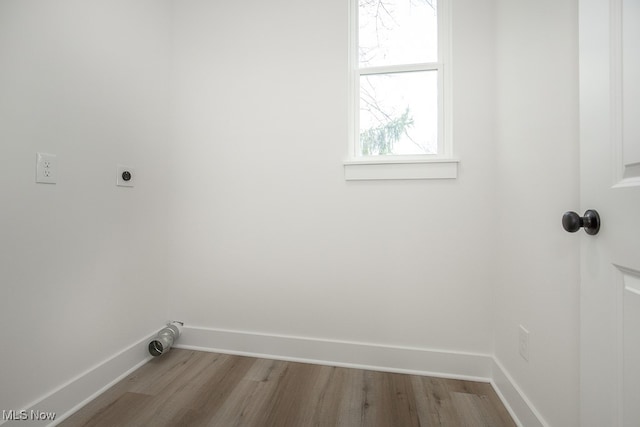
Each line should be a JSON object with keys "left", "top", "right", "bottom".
{"left": 518, "top": 325, "right": 530, "bottom": 362}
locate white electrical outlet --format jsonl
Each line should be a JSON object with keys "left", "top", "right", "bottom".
{"left": 36, "top": 153, "right": 57, "bottom": 184}
{"left": 116, "top": 165, "right": 135, "bottom": 187}
{"left": 519, "top": 325, "right": 530, "bottom": 362}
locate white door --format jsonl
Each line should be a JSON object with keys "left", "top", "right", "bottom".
{"left": 579, "top": 0, "right": 640, "bottom": 426}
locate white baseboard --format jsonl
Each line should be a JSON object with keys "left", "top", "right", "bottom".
{"left": 4, "top": 325, "right": 547, "bottom": 427}
{"left": 491, "top": 358, "right": 549, "bottom": 427}
{"left": 1, "top": 331, "right": 156, "bottom": 427}
{"left": 174, "top": 326, "right": 494, "bottom": 382}
{"left": 175, "top": 326, "right": 548, "bottom": 427}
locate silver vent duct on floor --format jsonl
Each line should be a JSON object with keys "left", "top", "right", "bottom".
{"left": 148, "top": 321, "right": 183, "bottom": 357}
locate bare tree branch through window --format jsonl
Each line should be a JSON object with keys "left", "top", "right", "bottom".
{"left": 358, "top": 0, "right": 438, "bottom": 156}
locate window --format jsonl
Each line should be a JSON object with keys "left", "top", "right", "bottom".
{"left": 345, "top": 0, "right": 457, "bottom": 180}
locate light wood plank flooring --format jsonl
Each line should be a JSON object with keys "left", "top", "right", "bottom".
{"left": 59, "top": 349, "right": 515, "bottom": 427}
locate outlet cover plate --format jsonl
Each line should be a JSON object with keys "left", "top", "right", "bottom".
{"left": 116, "top": 165, "right": 135, "bottom": 187}
{"left": 519, "top": 325, "right": 530, "bottom": 362}
{"left": 36, "top": 152, "right": 57, "bottom": 184}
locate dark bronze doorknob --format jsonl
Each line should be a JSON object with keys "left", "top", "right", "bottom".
{"left": 562, "top": 210, "right": 600, "bottom": 235}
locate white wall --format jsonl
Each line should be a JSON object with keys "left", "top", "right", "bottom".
{"left": 0, "top": 0, "right": 171, "bottom": 412}
{"left": 168, "top": 0, "right": 496, "bottom": 355}
{"left": 0, "top": 1, "right": 582, "bottom": 425}
{"left": 493, "top": 0, "right": 580, "bottom": 425}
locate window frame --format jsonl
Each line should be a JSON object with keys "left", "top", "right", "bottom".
{"left": 345, "top": 0, "right": 457, "bottom": 180}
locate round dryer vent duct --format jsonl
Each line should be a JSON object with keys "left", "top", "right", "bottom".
{"left": 149, "top": 321, "right": 183, "bottom": 357}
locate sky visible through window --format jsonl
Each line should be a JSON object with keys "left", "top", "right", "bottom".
{"left": 358, "top": 0, "right": 438, "bottom": 156}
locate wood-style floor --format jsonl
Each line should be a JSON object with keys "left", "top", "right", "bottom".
{"left": 59, "top": 349, "right": 515, "bottom": 427}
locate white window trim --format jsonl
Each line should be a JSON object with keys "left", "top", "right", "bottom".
{"left": 345, "top": 0, "right": 456, "bottom": 180}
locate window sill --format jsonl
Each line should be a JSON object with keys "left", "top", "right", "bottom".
{"left": 343, "top": 158, "right": 459, "bottom": 181}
